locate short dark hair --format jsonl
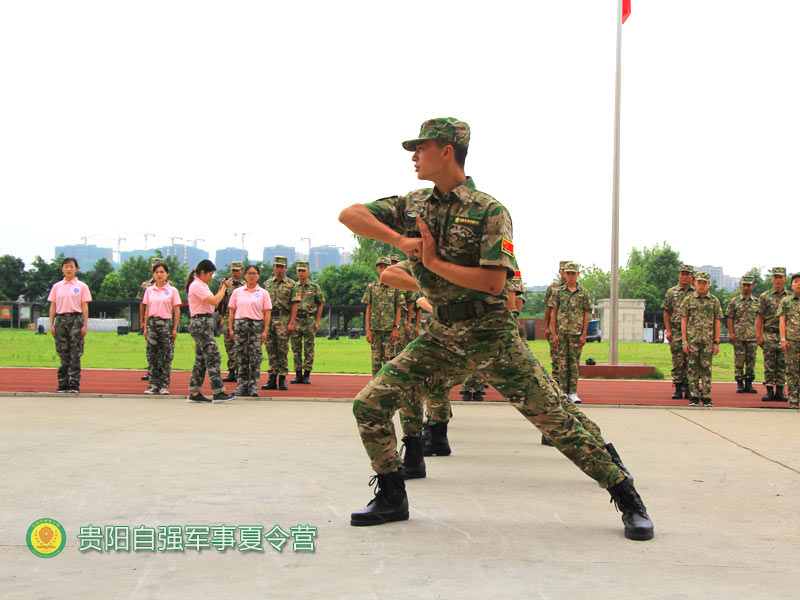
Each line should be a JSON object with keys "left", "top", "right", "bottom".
{"left": 153, "top": 263, "right": 169, "bottom": 274}
{"left": 791, "top": 273, "right": 800, "bottom": 282}
{"left": 185, "top": 259, "right": 217, "bottom": 292}
{"left": 434, "top": 138, "right": 468, "bottom": 167}
{"left": 245, "top": 264, "right": 260, "bottom": 275}
{"left": 61, "top": 257, "right": 79, "bottom": 268}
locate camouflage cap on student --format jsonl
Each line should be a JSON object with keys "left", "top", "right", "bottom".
{"left": 376, "top": 256, "right": 391, "bottom": 266}
{"left": 563, "top": 261, "right": 579, "bottom": 273}
{"left": 273, "top": 256, "right": 288, "bottom": 266}
{"left": 559, "top": 260, "right": 572, "bottom": 270}
{"left": 741, "top": 275, "right": 754, "bottom": 285}
{"left": 150, "top": 257, "right": 161, "bottom": 267}
{"left": 678, "top": 264, "right": 694, "bottom": 273}
{"left": 296, "top": 261, "right": 309, "bottom": 270}
{"left": 230, "top": 261, "right": 243, "bottom": 270}
{"left": 771, "top": 267, "right": 787, "bottom": 277}
{"left": 402, "top": 118, "right": 470, "bottom": 151}
{"left": 694, "top": 271, "right": 710, "bottom": 282}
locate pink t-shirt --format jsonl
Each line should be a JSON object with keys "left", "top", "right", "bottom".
{"left": 188, "top": 279, "right": 215, "bottom": 316}
{"left": 143, "top": 284, "right": 181, "bottom": 319}
{"left": 229, "top": 285, "right": 272, "bottom": 320}
{"left": 47, "top": 278, "right": 92, "bottom": 314}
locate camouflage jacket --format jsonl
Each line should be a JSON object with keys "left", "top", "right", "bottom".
{"left": 362, "top": 281, "right": 403, "bottom": 331}
{"left": 219, "top": 278, "right": 245, "bottom": 316}
{"left": 681, "top": 292, "right": 722, "bottom": 344}
{"left": 662, "top": 284, "right": 695, "bottom": 330}
{"left": 543, "top": 280, "right": 561, "bottom": 312}
{"left": 725, "top": 294, "right": 758, "bottom": 341}
{"left": 401, "top": 290, "right": 420, "bottom": 321}
{"left": 777, "top": 293, "right": 800, "bottom": 341}
{"left": 364, "top": 177, "right": 516, "bottom": 310}
{"left": 265, "top": 276, "right": 298, "bottom": 313}
{"left": 757, "top": 288, "right": 788, "bottom": 331}
{"left": 548, "top": 283, "right": 591, "bottom": 336}
{"left": 137, "top": 278, "right": 156, "bottom": 302}
{"left": 293, "top": 280, "right": 325, "bottom": 317}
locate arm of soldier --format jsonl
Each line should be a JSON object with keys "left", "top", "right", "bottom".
{"left": 288, "top": 301, "right": 298, "bottom": 335}
{"left": 544, "top": 305, "right": 552, "bottom": 339}
{"left": 780, "top": 315, "right": 788, "bottom": 352}
{"left": 339, "top": 203, "right": 422, "bottom": 257}
{"left": 381, "top": 264, "right": 419, "bottom": 291}
{"left": 550, "top": 306, "right": 559, "bottom": 349}
{"left": 727, "top": 317, "right": 736, "bottom": 343}
{"left": 413, "top": 305, "right": 421, "bottom": 336}
{"left": 663, "top": 310, "right": 672, "bottom": 342}
{"left": 365, "top": 305, "right": 372, "bottom": 344}
{"left": 681, "top": 316, "right": 690, "bottom": 354}
{"left": 756, "top": 314, "right": 764, "bottom": 347}
{"left": 713, "top": 318, "right": 721, "bottom": 356}
{"left": 49, "top": 302, "right": 56, "bottom": 337}
{"left": 315, "top": 301, "right": 324, "bottom": 333}
{"left": 580, "top": 310, "right": 590, "bottom": 347}
{"left": 391, "top": 302, "right": 401, "bottom": 343}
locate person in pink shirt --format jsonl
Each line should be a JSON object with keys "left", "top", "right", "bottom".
{"left": 142, "top": 262, "right": 182, "bottom": 395}
{"left": 185, "top": 259, "right": 235, "bottom": 404}
{"left": 47, "top": 257, "right": 92, "bottom": 393}
{"left": 228, "top": 264, "right": 272, "bottom": 397}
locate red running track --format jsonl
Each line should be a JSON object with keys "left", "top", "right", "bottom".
{"left": 0, "top": 367, "right": 789, "bottom": 409}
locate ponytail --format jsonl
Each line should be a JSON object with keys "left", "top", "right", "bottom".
{"left": 185, "top": 269, "right": 196, "bottom": 292}
{"left": 186, "top": 259, "right": 217, "bottom": 292}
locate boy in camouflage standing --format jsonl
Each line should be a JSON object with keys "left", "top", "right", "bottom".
{"left": 778, "top": 272, "right": 800, "bottom": 409}
{"left": 263, "top": 256, "right": 298, "bottom": 391}
{"left": 725, "top": 275, "right": 759, "bottom": 393}
{"left": 757, "top": 267, "right": 788, "bottom": 402}
{"left": 220, "top": 261, "right": 245, "bottom": 382}
{"left": 290, "top": 261, "right": 325, "bottom": 384}
{"left": 543, "top": 261, "right": 568, "bottom": 379}
{"left": 662, "top": 265, "right": 695, "bottom": 399}
{"left": 680, "top": 271, "right": 722, "bottom": 406}
{"left": 362, "top": 257, "right": 403, "bottom": 376}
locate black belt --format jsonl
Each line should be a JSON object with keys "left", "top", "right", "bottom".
{"left": 191, "top": 314, "right": 214, "bottom": 319}
{"left": 434, "top": 300, "right": 506, "bottom": 325}
{"left": 148, "top": 317, "right": 172, "bottom": 322}
{"left": 296, "top": 311, "right": 311, "bottom": 318}
{"left": 272, "top": 308, "right": 285, "bottom": 316}
{"left": 57, "top": 312, "right": 82, "bottom": 316}
{"left": 765, "top": 327, "right": 780, "bottom": 334}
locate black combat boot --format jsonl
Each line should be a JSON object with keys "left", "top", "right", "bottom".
{"left": 471, "top": 390, "right": 485, "bottom": 402}
{"left": 278, "top": 375, "right": 288, "bottom": 390}
{"left": 744, "top": 378, "right": 758, "bottom": 393}
{"left": 735, "top": 378, "right": 745, "bottom": 393}
{"left": 775, "top": 386, "right": 788, "bottom": 402}
{"left": 422, "top": 422, "right": 451, "bottom": 456}
{"left": 290, "top": 370, "right": 303, "bottom": 384}
{"left": 421, "top": 419, "right": 432, "bottom": 445}
{"left": 460, "top": 389, "right": 473, "bottom": 401}
{"left": 400, "top": 436, "right": 426, "bottom": 479}
{"left": 604, "top": 443, "right": 631, "bottom": 479}
{"left": 702, "top": 398, "right": 713, "bottom": 407}
{"left": 302, "top": 370, "right": 311, "bottom": 384}
{"left": 141, "top": 373, "right": 149, "bottom": 381}
{"left": 350, "top": 471, "right": 409, "bottom": 526}
{"left": 223, "top": 369, "right": 237, "bottom": 383}
{"left": 682, "top": 382, "right": 692, "bottom": 399}
{"left": 541, "top": 434, "right": 553, "bottom": 446}
{"left": 607, "top": 477, "right": 654, "bottom": 540}
{"left": 671, "top": 383, "right": 683, "bottom": 399}
{"left": 688, "top": 397, "right": 699, "bottom": 406}
{"left": 762, "top": 385, "right": 775, "bottom": 402}
{"left": 262, "top": 374, "right": 277, "bottom": 390}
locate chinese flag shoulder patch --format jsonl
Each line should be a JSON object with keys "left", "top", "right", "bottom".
{"left": 501, "top": 238, "right": 514, "bottom": 257}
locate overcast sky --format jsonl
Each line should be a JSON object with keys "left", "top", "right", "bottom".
{"left": 1, "top": 1, "right": 798, "bottom": 284}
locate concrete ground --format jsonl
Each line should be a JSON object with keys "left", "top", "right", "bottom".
{"left": 1, "top": 394, "right": 799, "bottom": 599}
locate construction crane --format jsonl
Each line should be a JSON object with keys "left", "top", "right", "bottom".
{"left": 80, "top": 234, "right": 101, "bottom": 245}
{"left": 116, "top": 237, "right": 126, "bottom": 264}
{"left": 235, "top": 232, "right": 253, "bottom": 263}
{"left": 167, "top": 235, "right": 183, "bottom": 258}
{"left": 187, "top": 237, "right": 205, "bottom": 247}
{"left": 132, "top": 232, "right": 155, "bottom": 250}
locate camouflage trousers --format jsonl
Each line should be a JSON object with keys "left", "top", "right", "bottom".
{"left": 265, "top": 314, "right": 291, "bottom": 375}
{"left": 785, "top": 341, "right": 800, "bottom": 403}
{"left": 461, "top": 374, "right": 484, "bottom": 391}
{"left": 557, "top": 333, "right": 583, "bottom": 395}
{"left": 291, "top": 316, "right": 316, "bottom": 372}
{"left": 369, "top": 329, "right": 395, "bottom": 377}
{"left": 733, "top": 340, "right": 757, "bottom": 379}
{"left": 393, "top": 328, "right": 411, "bottom": 357}
{"left": 188, "top": 315, "right": 224, "bottom": 394}
{"left": 669, "top": 337, "right": 689, "bottom": 384}
{"left": 146, "top": 317, "right": 174, "bottom": 391}
{"left": 234, "top": 318, "right": 265, "bottom": 393}
{"left": 686, "top": 341, "right": 713, "bottom": 399}
{"left": 548, "top": 334, "right": 560, "bottom": 380}
{"left": 398, "top": 372, "right": 461, "bottom": 436}
{"left": 354, "top": 311, "right": 624, "bottom": 489}
{"left": 222, "top": 316, "right": 236, "bottom": 372}
{"left": 762, "top": 331, "right": 786, "bottom": 386}
{"left": 54, "top": 313, "right": 84, "bottom": 386}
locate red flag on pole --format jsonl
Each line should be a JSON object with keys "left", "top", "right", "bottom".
{"left": 622, "top": 0, "right": 631, "bottom": 23}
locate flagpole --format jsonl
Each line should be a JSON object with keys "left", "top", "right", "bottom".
{"left": 609, "top": 0, "right": 623, "bottom": 366}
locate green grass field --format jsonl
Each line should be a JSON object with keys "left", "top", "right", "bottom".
{"left": 0, "top": 329, "right": 763, "bottom": 381}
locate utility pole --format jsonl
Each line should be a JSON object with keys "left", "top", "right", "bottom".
{"left": 139, "top": 232, "right": 155, "bottom": 250}
{"left": 301, "top": 237, "right": 311, "bottom": 263}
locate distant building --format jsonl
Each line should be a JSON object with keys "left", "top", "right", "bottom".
{"left": 722, "top": 275, "right": 741, "bottom": 291}
{"left": 309, "top": 245, "right": 340, "bottom": 272}
{"left": 528, "top": 285, "right": 549, "bottom": 293}
{"left": 698, "top": 265, "right": 724, "bottom": 289}
{"left": 216, "top": 247, "right": 247, "bottom": 270}
{"left": 120, "top": 249, "right": 157, "bottom": 264}
{"left": 160, "top": 244, "right": 209, "bottom": 266}
{"left": 340, "top": 251, "right": 352, "bottom": 265}
{"left": 263, "top": 245, "right": 297, "bottom": 266}
{"left": 55, "top": 244, "right": 113, "bottom": 270}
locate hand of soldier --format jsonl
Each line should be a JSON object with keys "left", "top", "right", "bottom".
{"left": 665, "top": 329, "right": 672, "bottom": 342}
{"left": 682, "top": 343, "right": 690, "bottom": 355}
{"left": 552, "top": 333, "right": 559, "bottom": 349}
{"left": 544, "top": 326, "right": 550, "bottom": 339}
{"left": 414, "top": 324, "right": 420, "bottom": 336}
{"left": 757, "top": 335, "right": 763, "bottom": 347}
{"left": 287, "top": 323, "right": 294, "bottom": 335}
{"left": 782, "top": 340, "right": 789, "bottom": 352}
{"left": 314, "top": 321, "right": 319, "bottom": 333}
{"left": 390, "top": 328, "right": 399, "bottom": 343}
{"left": 366, "top": 330, "right": 372, "bottom": 344}
{"left": 416, "top": 216, "right": 438, "bottom": 267}
{"left": 712, "top": 343, "right": 719, "bottom": 356}
{"left": 405, "top": 324, "right": 411, "bottom": 337}
{"left": 172, "top": 329, "right": 178, "bottom": 341}
{"left": 729, "top": 332, "right": 736, "bottom": 343}
{"left": 579, "top": 334, "right": 586, "bottom": 348}
{"left": 396, "top": 235, "right": 423, "bottom": 258}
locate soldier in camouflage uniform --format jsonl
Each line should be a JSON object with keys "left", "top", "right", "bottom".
{"left": 511, "top": 268, "right": 527, "bottom": 339}
{"left": 725, "top": 275, "right": 759, "bottom": 393}
{"left": 543, "top": 261, "right": 569, "bottom": 380}
{"left": 340, "top": 117, "right": 652, "bottom": 540}
{"left": 362, "top": 257, "right": 403, "bottom": 376}
{"left": 262, "top": 256, "right": 298, "bottom": 391}
{"left": 137, "top": 257, "right": 164, "bottom": 381}
{"left": 662, "top": 264, "right": 695, "bottom": 399}
{"left": 778, "top": 273, "right": 800, "bottom": 409}
{"left": 549, "top": 262, "right": 592, "bottom": 403}
{"left": 757, "top": 267, "right": 788, "bottom": 402}
{"left": 290, "top": 261, "right": 325, "bottom": 384}
{"left": 219, "top": 261, "right": 245, "bottom": 382}
{"left": 680, "top": 271, "right": 722, "bottom": 406}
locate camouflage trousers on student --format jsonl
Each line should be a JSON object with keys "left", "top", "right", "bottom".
{"left": 461, "top": 374, "right": 484, "bottom": 391}
{"left": 669, "top": 337, "right": 689, "bottom": 385}
{"left": 369, "top": 329, "right": 395, "bottom": 377}
{"left": 265, "top": 314, "right": 291, "bottom": 376}
{"left": 234, "top": 318, "right": 265, "bottom": 393}
{"left": 146, "top": 317, "right": 174, "bottom": 391}
{"left": 762, "top": 332, "right": 786, "bottom": 386}
{"left": 221, "top": 315, "right": 236, "bottom": 372}
{"left": 733, "top": 340, "right": 757, "bottom": 379}
{"left": 786, "top": 341, "right": 800, "bottom": 403}
{"left": 291, "top": 316, "right": 316, "bottom": 372}
{"left": 54, "top": 313, "right": 84, "bottom": 386}
{"left": 189, "top": 315, "right": 224, "bottom": 394}
{"left": 548, "top": 334, "right": 560, "bottom": 380}
{"left": 686, "top": 341, "right": 713, "bottom": 399}
{"left": 557, "top": 333, "right": 583, "bottom": 395}
{"left": 354, "top": 311, "right": 623, "bottom": 488}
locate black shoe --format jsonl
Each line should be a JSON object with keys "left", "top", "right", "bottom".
{"left": 744, "top": 378, "right": 758, "bottom": 394}
{"left": 141, "top": 374, "right": 149, "bottom": 381}
{"left": 278, "top": 375, "right": 288, "bottom": 391}
{"left": 702, "top": 398, "right": 713, "bottom": 407}
{"left": 400, "top": 436, "right": 426, "bottom": 479}
{"left": 262, "top": 374, "right": 277, "bottom": 390}
{"left": 671, "top": 383, "right": 683, "bottom": 400}
{"left": 541, "top": 434, "right": 553, "bottom": 446}
{"left": 762, "top": 386, "right": 775, "bottom": 402}
{"left": 460, "top": 390, "right": 473, "bottom": 401}
{"left": 302, "top": 370, "right": 311, "bottom": 384}
{"left": 290, "top": 370, "right": 303, "bottom": 384}
{"left": 775, "top": 386, "right": 788, "bottom": 402}
{"left": 421, "top": 419, "right": 432, "bottom": 445}
{"left": 471, "top": 390, "right": 485, "bottom": 402}
{"left": 735, "top": 379, "right": 745, "bottom": 394}
{"left": 350, "top": 471, "right": 409, "bottom": 526}
{"left": 212, "top": 392, "right": 234, "bottom": 404}
{"left": 186, "top": 393, "right": 212, "bottom": 403}
{"left": 222, "top": 371, "right": 237, "bottom": 383}
{"left": 422, "top": 422, "right": 451, "bottom": 456}
{"left": 608, "top": 477, "right": 654, "bottom": 541}
{"left": 55, "top": 384, "right": 69, "bottom": 393}
{"left": 68, "top": 381, "right": 79, "bottom": 393}
{"left": 681, "top": 382, "right": 691, "bottom": 399}
{"left": 604, "top": 443, "right": 632, "bottom": 479}
{"left": 688, "top": 397, "right": 699, "bottom": 406}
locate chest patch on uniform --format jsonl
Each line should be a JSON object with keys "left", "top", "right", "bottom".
{"left": 406, "top": 211, "right": 420, "bottom": 218}
{"left": 453, "top": 216, "right": 480, "bottom": 227}
{"left": 501, "top": 239, "right": 514, "bottom": 257}
{"left": 295, "top": 292, "right": 301, "bottom": 298}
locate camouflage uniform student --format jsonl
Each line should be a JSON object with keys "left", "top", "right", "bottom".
{"left": 511, "top": 268, "right": 527, "bottom": 339}
{"left": 185, "top": 259, "right": 234, "bottom": 404}
{"left": 362, "top": 257, "right": 403, "bottom": 376}
{"left": 543, "top": 261, "right": 569, "bottom": 380}
{"left": 778, "top": 272, "right": 800, "bottom": 409}
{"left": 757, "top": 267, "right": 788, "bottom": 402}
{"left": 47, "top": 257, "right": 92, "bottom": 393}
{"left": 290, "top": 261, "right": 325, "bottom": 384}
{"left": 137, "top": 257, "right": 164, "bottom": 381}
{"left": 339, "top": 117, "right": 653, "bottom": 540}
{"left": 263, "top": 256, "right": 298, "bottom": 391}
{"left": 725, "top": 275, "right": 759, "bottom": 393}
{"left": 220, "top": 261, "right": 245, "bottom": 382}
{"left": 549, "top": 262, "right": 591, "bottom": 403}
{"left": 680, "top": 271, "right": 722, "bottom": 406}
{"left": 228, "top": 264, "right": 272, "bottom": 397}
{"left": 142, "top": 263, "right": 181, "bottom": 394}
{"left": 662, "top": 264, "right": 695, "bottom": 399}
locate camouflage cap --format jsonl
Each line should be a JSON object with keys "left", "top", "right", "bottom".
{"left": 402, "top": 117, "right": 470, "bottom": 151}
{"left": 678, "top": 264, "right": 694, "bottom": 273}
{"left": 741, "top": 275, "right": 754, "bottom": 285}
{"left": 694, "top": 271, "right": 711, "bottom": 282}
{"left": 273, "top": 256, "right": 288, "bottom": 266}
{"left": 376, "top": 256, "right": 390, "bottom": 266}
{"left": 559, "top": 260, "right": 572, "bottom": 270}
{"left": 389, "top": 254, "right": 400, "bottom": 263}
{"left": 150, "top": 257, "right": 161, "bottom": 267}
{"left": 771, "top": 267, "right": 787, "bottom": 277}
{"left": 563, "top": 261, "right": 579, "bottom": 273}
{"left": 296, "top": 261, "right": 309, "bottom": 270}
{"left": 791, "top": 272, "right": 800, "bottom": 282}
{"left": 230, "top": 261, "right": 243, "bottom": 270}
